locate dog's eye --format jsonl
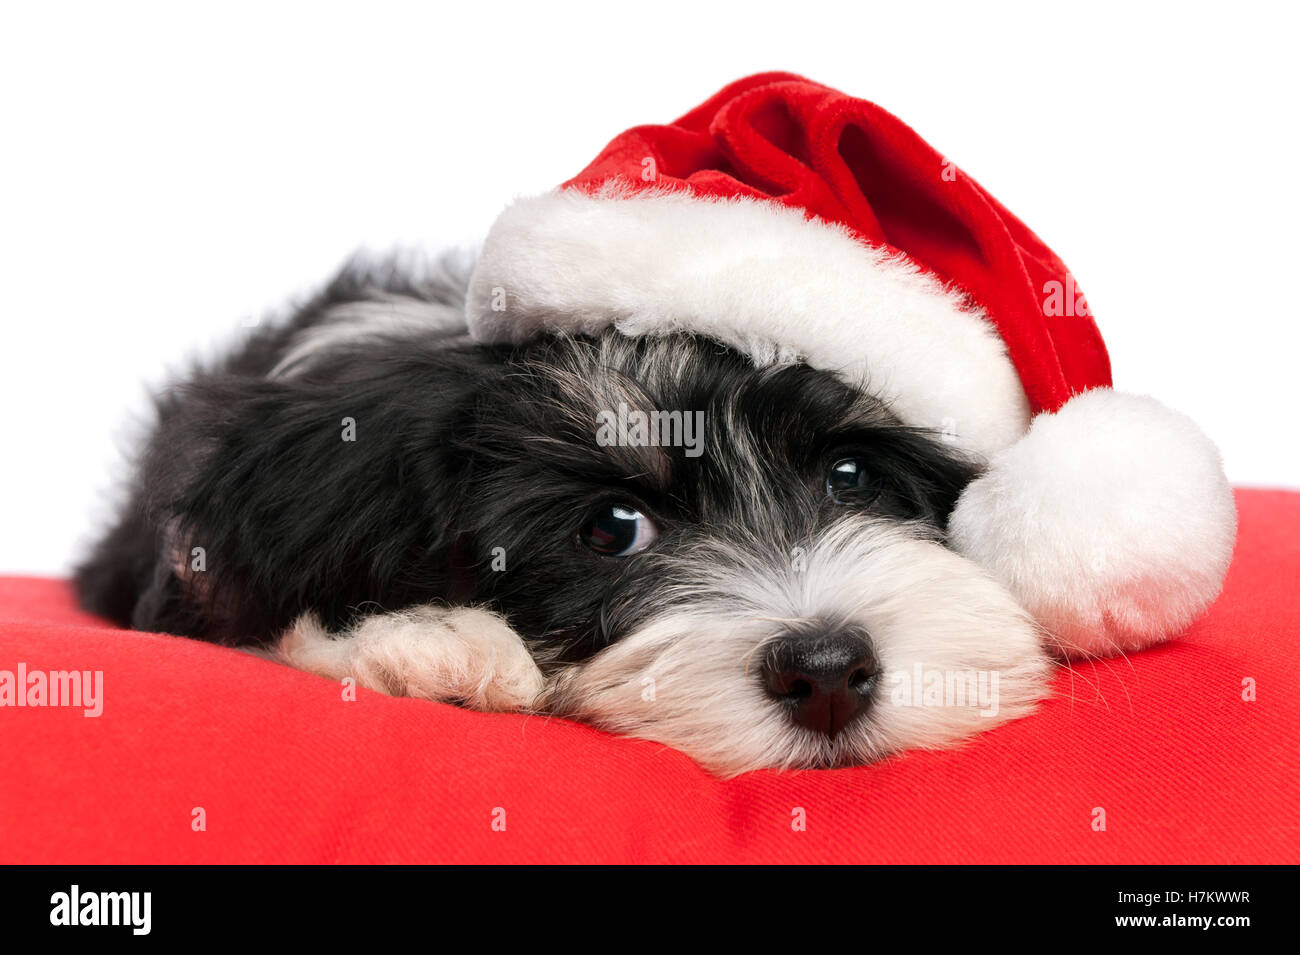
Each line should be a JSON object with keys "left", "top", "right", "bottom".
{"left": 826, "top": 457, "right": 876, "bottom": 504}
{"left": 579, "top": 504, "right": 658, "bottom": 557}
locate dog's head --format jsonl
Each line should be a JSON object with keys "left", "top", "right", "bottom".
{"left": 438, "top": 332, "right": 1049, "bottom": 774}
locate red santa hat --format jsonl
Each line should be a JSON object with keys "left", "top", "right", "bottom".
{"left": 465, "top": 72, "right": 1236, "bottom": 657}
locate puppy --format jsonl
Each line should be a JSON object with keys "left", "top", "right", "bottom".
{"left": 78, "top": 256, "right": 1050, "bottom": 775}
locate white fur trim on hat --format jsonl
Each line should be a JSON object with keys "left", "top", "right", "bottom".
{"left": 466, "top": 185, "right": 1031, "bottom": 459}
{"left": 947, "top": 389, "right": 1237, "bottom": 657}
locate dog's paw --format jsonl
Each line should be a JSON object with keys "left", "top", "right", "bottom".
{"left": 274, "top": 605, "right": 544, "bottom": 712}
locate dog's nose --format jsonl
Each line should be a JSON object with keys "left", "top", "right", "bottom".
{"left": 761, "top": 626, "right": 878, "bottom": 738}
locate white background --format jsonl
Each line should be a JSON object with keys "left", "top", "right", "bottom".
{"left": 2, "top": 1, "right": 1297, "bottom": 575}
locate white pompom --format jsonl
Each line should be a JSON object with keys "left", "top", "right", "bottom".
{"left": 948, "top": 388, "right": 1237, "bottom": 658}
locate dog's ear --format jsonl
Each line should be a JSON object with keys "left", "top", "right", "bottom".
{"left": 127, "top": 343, "right": 503, "bottom": 643}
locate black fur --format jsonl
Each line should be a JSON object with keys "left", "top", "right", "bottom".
{"left": 76, "top": 259, "right": 979, "bottom": 670}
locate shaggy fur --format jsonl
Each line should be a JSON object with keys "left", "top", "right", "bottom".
{"left": 78, "top": 256, "right": 1052, "bottom": 775}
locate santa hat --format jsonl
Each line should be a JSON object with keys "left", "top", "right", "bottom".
{"left": 464, "top": 72, "right": 1236, "bottom": 657}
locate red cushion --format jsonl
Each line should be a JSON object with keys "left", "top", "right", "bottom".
{"left": 2, "top": 489, "right": 1297, "bottom": 864}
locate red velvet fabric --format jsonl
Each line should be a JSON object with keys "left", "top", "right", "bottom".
{"left": 565, "top": 72, "right": 1112, "bottom": 416}
{"left": 1, "top": 489, "right": 1296, "bottom": 864}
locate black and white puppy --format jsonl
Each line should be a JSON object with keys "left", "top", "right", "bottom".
{"left": 78, "top": 257, "right": 1049, "bottom": 775}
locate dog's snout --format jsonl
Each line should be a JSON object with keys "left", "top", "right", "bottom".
{"left": 761, "top": 625, "right": 878, "bottom": 738}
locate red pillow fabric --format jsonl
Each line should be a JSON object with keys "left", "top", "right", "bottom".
{"left": 2, "top": 489, "right": 1297, "bottom": 864}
